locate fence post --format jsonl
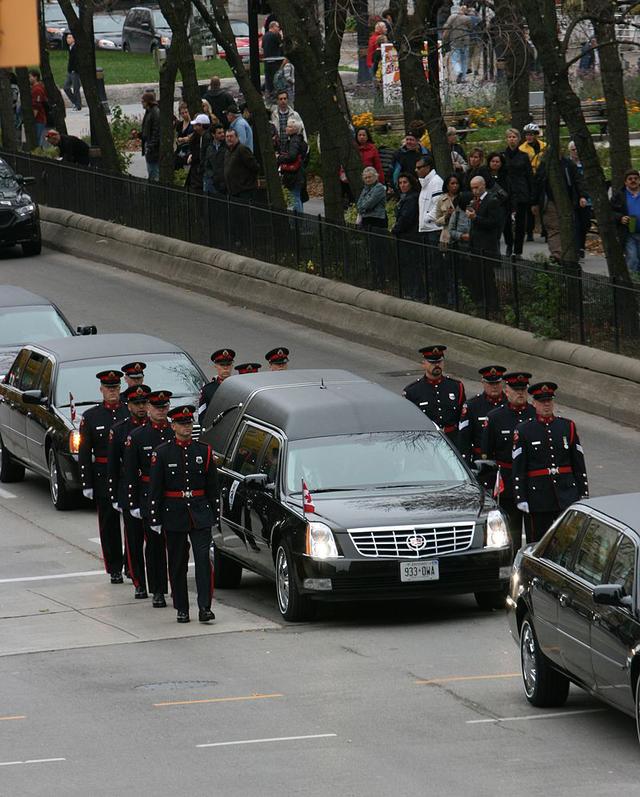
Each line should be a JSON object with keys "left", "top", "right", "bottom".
{"left": 226, "top": 196, "right": 232, "bottom": 251}
{"left": 423, "top": 241, "right": 430, "bottom": 305}
{"left": 577, "top": 271, "right": 585, "bottom": 345}
{"left": 480, "top": 252, "right": 488, "bottom": 319}
{"left": 395, "top": 236, "right": 402, "bottom": 298}
{"left": 511, "top": 259, "right": 520, "bottom": 327}
{"left": 294, "top": 211, "right": 300, "bottom": 268}
{"left": 612, "top": 276, "right": 621, "bottom": 353}
{"left": 317, "top": 215, "right": 325, "bottom": 278}
{"left": 453, "top": 250, "right": 459, "bottom": 312}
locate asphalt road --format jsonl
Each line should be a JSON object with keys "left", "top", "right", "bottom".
{"left": 1, "top": 248, "right": 640, "bottom": 796}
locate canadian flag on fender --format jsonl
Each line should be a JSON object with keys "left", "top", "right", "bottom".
{"left": 302, "top": 480, "right": 315, "bottom": 514}
{"left": 493, "top": 466, "right": 504, "bottom": 501}
{"left": 69, "top": 392, "right": 77, "bottom": 425}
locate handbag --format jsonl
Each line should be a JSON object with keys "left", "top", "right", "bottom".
{"left": 280, "top": 155, "right": 302, "bottom": 173}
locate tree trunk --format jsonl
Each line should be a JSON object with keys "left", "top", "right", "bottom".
{"left": 39, "top": 23, "right": 68, "bottom": 135}
{"left": 158, "top": 0, "right": 200, "bottom": 118}
{"left": 584, "top": 0, "right": 631, "bottom": 189}
{"left": 268, "top": 0, "right": 363, "bottom": 222}
{"left": 159, "top": 47, "right": 180, "bottom": 184}
{"left": 391, "top": 0, "right": 449, "bottom": 178}
{"left": 354, "top": 0, "right": 370, "bottom": 84}
{"left": 0, "top": 70, "right": 17, "bottom": 151}
{"left": 190, "top": 0, "right": 285, "bottom": 209}
{"left": 58, "top": 0, "right": 121, "bottom": 173}
{"left": 494, "top": 0, "right": 530, "bottom": 132}
{"left": 16, "top": 69, "right": 38, "bottom": 151}
{"left": 521, "top": 0, "right": 629, "bottom": 284}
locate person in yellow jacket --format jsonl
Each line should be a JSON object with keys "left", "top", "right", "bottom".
{"left": 519, "top": 123, "right": 547, "bottom": 241}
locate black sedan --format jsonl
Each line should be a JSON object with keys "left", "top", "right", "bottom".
{"left": 507, "top": 494, "right": 640, "bottom": 741}
{"left": 0, "top": 333, "right": 205, "bottom": 509}
{"left": 0, "top": 286, "right": 96, "bottom": 379}
{"left": 0, "top": 160, "right": 41, "bottom": 256}
{"left": 202, "top": 370, "right": 512, "bottom": 622}
{"left": 94, "top": 13, "right": 126, "bottom": 50}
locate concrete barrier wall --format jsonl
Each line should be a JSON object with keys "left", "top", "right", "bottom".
{"left": 41, "top": 206, "right": 640, "bottom": 428}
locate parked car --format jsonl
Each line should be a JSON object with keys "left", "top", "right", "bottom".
{"left": 0, "top": 334, "right": 205, "bottom": 509}
{"left": 201, "top": 370, "right": 512, "bottom": 622}
{"left": 122, "top": 6, "right": 172, "bottom": 53}
{"left": 0, "top": 286, "right": 95, "bottom": 379}
{"left": 507, "top": 494, "right": 640, "bottom": 742}
{"left": 216, "top": 19, "right": 262, "bottom": 63}
{"left": 0, "top": 160, "right": 41, "bottom": 257}
{"left": 43, "top": 1, "right": 68, "bottom": 50}
{"left": 94, "top": 13, "right": 126, "bottom": 50}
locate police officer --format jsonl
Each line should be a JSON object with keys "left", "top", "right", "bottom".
{"left": 123, "top": 390, "right": 174, "bottom": 608}
{"left": 265, "top": 347, "right": 290, "bottom": 371}
{"left": 403, "top": 345, "right": 465, "bottom": 446}
{"left": 108, "top": 384, "right": 150, "bottom": 598}
{"left": 458, "top": 365, "right": 507, "bottom": 466}
{"left": 480, "top": 371, "right": 536, "bottom": 550}
{"left": 513, "top": 382, "right": 589, "bottom": 542}
{"left": 148, "top": 405, "right": 219, "bottom": 623}
{"left": 78, "top": 370, "right": 129, "bottom": 583}
{"left": 120, "top": 361, "right": 146, "bottom": 402}
{"left": 235, "top": 363, "right": 262, "bottom": 374}
{"left": 198, "top": 349, "right": 235, "bottom": 417}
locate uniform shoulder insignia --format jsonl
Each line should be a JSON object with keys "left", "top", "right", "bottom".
{"left": 108, "top": 429, "right": 114, "bottom": 441}
{"left": 124, "top": 436, "right": 131, "bottom": 448}
{"left": 151, "top": 451, "right": 157, "bottom": 464}
{"left": 482, "top": 418, "right": 488, "bottom": 428}
{"left": 513, "top": 430, "right": 519, "bottom": 443}
{"left": 461, "top": 404, "right": 468, "bottom": 417}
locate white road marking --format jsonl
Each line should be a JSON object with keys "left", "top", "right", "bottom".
{"left": 467, "top": 708, "right": 607, "bottom": 724}
{"left": 0, "top": 758, "right": 65, "bottom": 767}
{"left": 197, "top": 733, "right": 337, "bottom": 749}
{"left": 0, "top": 570, "right": 104, "bottom": 584}
{"left": 0, "top": 487, "right": 16, "bottom": 499}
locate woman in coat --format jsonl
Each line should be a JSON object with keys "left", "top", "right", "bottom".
{"left": 356, "top": 127, "right": 385, "bottom": 185}
{"left": 356, "top": 166, "right": 387, "bottom": 229}
{"left": 392, "top": 172, "right": 421, "bottom": 299}
{"left": 277, "top": 119, "right": 308, "bottom": 212}
{"left": 502, "top": 128, "right": 533, "bottom": 258}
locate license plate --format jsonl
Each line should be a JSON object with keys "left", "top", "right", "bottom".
{"left": 400, "top": 560, "right": 439, "bottom": 582}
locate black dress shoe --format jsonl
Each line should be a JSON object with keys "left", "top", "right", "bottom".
{"left": 199, "top": 608, "right": 215, "bottom": 623}
{"left": 176, "top": 611, "right": 190, "bottom": 623}
{"left": 135, "top": 586, "right": 148, "bottom": 599}
{"left": 152, "top": 593, "right": 167, "bottom": 608}
{"left": 110, "top": 572, "right": 123, "bottom": 584}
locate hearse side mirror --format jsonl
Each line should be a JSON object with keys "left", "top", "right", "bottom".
{"left": 22, "top": 176, "right": 35, "bottom": 185}
{"left": 244, "top": 473, "right": 269, "bottom": 489}
{"left": 77, "top": 324, "right": 97, "bottom": 335}
{"left": 23, "top": 389, "right": 45, "bottom": 405}
{"left": 592, "top": 584, "right": 633, "bottom": 608}
{"left": 473, "top": 459, "right": 497, "bottom": 473}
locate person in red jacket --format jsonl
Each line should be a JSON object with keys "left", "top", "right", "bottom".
{"left": 366, "top": 21, "right": 387, "bottom": 76}
{"left": 356, "top": 127, "right": 385, "bottom": 185}
{"left": 29, "top": 69, "right": 48, "bottom": 147}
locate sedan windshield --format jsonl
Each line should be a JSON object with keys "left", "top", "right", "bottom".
{"left": 0, "top": 306, "right": 72, "bottom": 346}
{"left": 153, "top": 10, "right": 170, "bottom": 29}
{"left": 94, "top": 15, "right": 125, "bottom": 34}
{"left": 55, "top": 352, "right": 203, "bottom": 406}
{"left": 286, "top": 431, "right": 469, "bottom": 493}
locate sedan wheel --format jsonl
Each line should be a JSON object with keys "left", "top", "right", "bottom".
{"left": 48, "top": 448, "right": 74, "bottom": 511}
{"left": 275, "top": 541, "right": 313, "bottom": 622}
{"left": 520, "top": 614, "right": 569, "bottom": 707}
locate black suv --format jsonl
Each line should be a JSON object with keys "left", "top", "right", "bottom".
{"left": 202, "top": 370, "right": 512, "bottom": 622}
{"left": 0, "top": 159, "right": 41, "bottom": 256}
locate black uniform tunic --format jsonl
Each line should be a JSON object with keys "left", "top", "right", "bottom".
{"left": 458, "top": 390, "right": 506, "bottom": 464}
{"left": 403, "top": 375, "right": 466, "bottom": 446}
{"left": 198, "top": 378, "right": 222, "bottom": 417}
{"left": 78, "top": 401, "right": 129, "bottom": 574}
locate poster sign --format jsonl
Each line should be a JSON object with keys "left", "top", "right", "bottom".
{"left": 381, "top": 42, "right": 430, "bottom": 106}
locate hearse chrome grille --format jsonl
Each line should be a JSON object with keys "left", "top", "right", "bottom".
{"left": 348, "top": 523, "right": 476, "bottom": 558}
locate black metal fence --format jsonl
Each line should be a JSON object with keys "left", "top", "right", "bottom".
{"left": 6, "top": 152, "right": 640, "bottom": 356}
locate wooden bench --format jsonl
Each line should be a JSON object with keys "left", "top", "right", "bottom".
{"left": 528, "top": 100, "right": 608, "bottom": 137}
{"left": 372, "top": 110, "right": 472, "bottom": 137}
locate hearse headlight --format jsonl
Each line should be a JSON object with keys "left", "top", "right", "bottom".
{"left": 485, "top": 509, "right": 510, "bottom": 548}
{"left": 305, "top": 521, "right": 339, "bottom": 560}
{"left": 69, "top": 429, "right": 81, "bottom": 454}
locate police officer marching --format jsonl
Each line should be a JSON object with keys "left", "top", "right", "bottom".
{"left": 265, "top": 347, "right": 290, "bottom": 371}
{"left": 235, "top": 363, "right": 262, "bottom": 374}
{"left": 198, "top": 349, "right": 235, "bottom": 417}
{"left": 120, "top": 361, "right": 146, "bottom": 402}
{"left": 458, "top": 365, "right": 507, "bottom": 466}
{"left": 123, "top": 390, "right": 174, "bottom": 608}
{"left": 480, "top": 371, "right": 536, "bottom": 550}
{"left": 78, "top": 370, "right": 129, "bottom": 583}
{"left": 148, "top": 405, "right": 219, "bottom": 623}
{"left": 107, "top": 384, "right": 150, "bottom": 598}
{"left": 512, "top": 382, "right": 589, "bottom": 542}
{"left": 403, "top": 345, "right": 466, "bottom": 447}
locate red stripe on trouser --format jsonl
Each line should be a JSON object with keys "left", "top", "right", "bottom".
{"left": 143, "top": 523, "right": 168, "bottom": 595}
{"left": 141, "top": 475, "right": 150, "bottom": 482}
{"left": 528, "top": 467, "right": 572, "bottom": 477}
{"left": 96, "top": 499, "right": 123, "bottom": 574}
{"left": 94, "top": 456, "right": 108, "bottom": 463}
{"left": 164, "top": 490, "right": 205, "bottom": 497}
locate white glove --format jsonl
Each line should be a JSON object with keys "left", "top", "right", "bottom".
{"left": 151, "top": 525, "right": 162, "bottom": 534}
{"left": 83, "top": 489, "right": 94, "bottom": 500}
{"left": 130, "top": 507, "right": 142, "bottom": 519}
{"left": 517, "top": 501, "right": 530, "bottom": 513}
{"left": 112, "top": 502, "right": 122, "bottom": 514}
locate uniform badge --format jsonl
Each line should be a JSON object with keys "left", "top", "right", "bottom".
{"left": 513, "top": 430, "right": 519, "bottom": 443}
{"left": 196, "top": 455, "right": 203, "bottom": 464}
{"left": 563, "top": 436, "right": 568, "bottom": 449}
{"left": 449, "top": 393, "right": 455, "bottom": 400}
{"left": 482, "top": 419, "right": 488, "bottom": 428}
{"left": 461, "top": 404, "right": 468, "bottom": 417}
{"left": 108, "top": 430, "right": 114, "bottom": 441}
{"left": 151, "top": 452, "right": 157, "bottom": 464}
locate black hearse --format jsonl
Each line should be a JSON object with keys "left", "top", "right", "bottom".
{"left": 201, "top": 370, "right": 512, "bottom": 621}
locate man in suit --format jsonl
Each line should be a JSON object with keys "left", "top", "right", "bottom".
{"left": 466, "top": 176, "right": 503, "bottom": 257}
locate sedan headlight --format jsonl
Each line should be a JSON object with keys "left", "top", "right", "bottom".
{"left": 69, "top": 430, "right": 81, "bottom": 454}
{"left": 97, "top": 39, "right": 117, "bottom": 49}
{"left": 485, "top": 509, "right": 510, "bottom": 548}
{"left": 15, "top": 203, "right": 36, "bottom": 217}
{"left": 160, "top": 36, "right": 171, "bottom": 46}
{"left": 305, "top": 521, "right": 339, "bottom": 560}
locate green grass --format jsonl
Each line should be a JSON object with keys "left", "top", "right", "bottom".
{"left": 48, "top": 50, "right": 234, "bottom": 85}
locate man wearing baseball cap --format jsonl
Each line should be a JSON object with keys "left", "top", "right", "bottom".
{"left": 78, "top": 370, "right": 129, "bottom": 583}
{"left": 512, "top": 382, "right": 589, "bottom": 542}
{"left": 198, "top": 348, "right": 235, "bottom": 417}
{"left": 403, "top": 345, "right": 466, "bottom": 447}
{"left": 148, "top": 405, "right": 219, "bottom": 623}
{"left": 186, "top": 113, "right": 212, "bottom": 192}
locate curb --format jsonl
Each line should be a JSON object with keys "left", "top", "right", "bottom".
{"left": 40, "top": 206, "right": 640, "bottom": 428}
